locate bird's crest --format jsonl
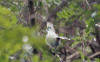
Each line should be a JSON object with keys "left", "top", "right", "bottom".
{"left": 47, "top": 22, "right": 55, "bottom": 32}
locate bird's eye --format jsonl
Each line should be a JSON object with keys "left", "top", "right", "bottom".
{"left": 47, "top": 27, "right": 51, "bottom": 31}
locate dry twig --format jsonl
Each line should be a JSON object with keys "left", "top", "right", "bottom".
{"left": 89, "top": 52, "right": 100, "bottom": 58}
{"left": 85, "top": 0, "right": 91, "bottom": 10}
{"left": 66, "top": 52, "right": 79, "bottom": 60}
{"left": 18, "top": 0, "right": 27, "bottom": 23}
{"left": 66, "top": 43, "right": 82, "bottom": 53}
{"left": 66, "top": 44, "right": 77, "bottom": 53}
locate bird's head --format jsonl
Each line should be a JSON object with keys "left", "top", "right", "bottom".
{"left": 46, "top": 27, "right": 51, "bottom": 32}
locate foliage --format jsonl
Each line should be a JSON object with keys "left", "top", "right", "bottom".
{"left": 56, "top": 1, "right": 100, "bottom": 61}
{"left": 0, "top": 5, "right": 54, "bottom": 62}
{"left": 0, "top": 0, "right": 100, "bottom": 62}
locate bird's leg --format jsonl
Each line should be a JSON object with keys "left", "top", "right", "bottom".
{"left": 28, "top": 53, "right": 33, "bottom": 62}
{"left": 55, "top": 47, "right": 63, "bottom": 62}
{"left": 52, "top": 48, "right": 62, "bottom": 62}
{"left": 49, "top": 48, "right": 56, "bottom": 55}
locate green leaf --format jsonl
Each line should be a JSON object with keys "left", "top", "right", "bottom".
{"left": 11, "top": 5, "right": 18, "bottom": 12}
{"left": 78, "top": 50, "right": 85, "bottom": 60}
{"left": 0, "top": 5, "right": 11, "bottom": 15}
{"left": 73, "top": 59, "right": 82, "bottom": 62}
{"left": 95, "top": 58, "right": 100, "bottom": 62}
{"left": 60, "top": 22, "right": 65, "bottom": 27}
{"left": 87, "top": 58, "right": 91, "bottom": 62}
{"left": 93, "top": 4, "right": 100, "bottom": 9}
{"left": 38, "top": 1, "right": 43, "bottom": 7}
{"left": 59, "top": 33, "right": 64, "bottom": 36}
{"left": 32, "top": 55, "right": 39, "bottom": 62}
{"left": 71, "top": 41, "right": 80, "bottom": 47}
{"left": 11, "top": 15, "right": 17, "bottom": 25}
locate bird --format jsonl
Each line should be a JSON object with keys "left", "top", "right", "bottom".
{"left": 45, "top": 22, "right": 70, "bottom": 50}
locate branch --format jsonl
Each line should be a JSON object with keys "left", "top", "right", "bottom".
{"left": 66, "top": 44, "right": 77, "bottom": 53}
{"left": 28, "top": 0, "right": 35, "bottom": 26}
{"left": 66, "top": 50, "right": 89, "bottom": 60}
{"left": 66, "top": 43, "right": 89, "bottom": 60}
{"left": 85, "top": 0, "right": 91, "bottom": 10}
{"left": 40, "top": 0, "right": 69, "bottom": 29}
{"left": 17, "top": 0, "right": 27, "bottom": 23}
{"left": 47, "top": 0, "right": 69, "bottom": 21}
{"left": 89, "top": 52, "right": 100, "bottom": 58}
{"left": 66, "top": 43, "right": 82, "bottom": 53}
{"left": 66, "top": 52, "right": 79, "bottom": 60}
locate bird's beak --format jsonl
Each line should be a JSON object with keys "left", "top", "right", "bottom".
{"left": 46, "top": 29, "right": 48, "bottom": 32}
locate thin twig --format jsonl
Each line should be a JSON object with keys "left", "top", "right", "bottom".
{"left": 66, "top": 44, "right": 77, "bottom": 53}
{"left": 85, "top": 0, "right": 91, "bottom": 10}
{"left": 82, "top": 30, "right": 85, "bottom": 62}
{"left": 90, "top": 2, "right": 97, "bottom": 6}
{"left": 66, "top": 51, "right": 79, "bottom": 60}
{"left": 18, "top": 0, "right": 27, "bottom": 23}
{"left": 66, "top": 50, "right": 89, "bottom": 60}
{"left": 66, "top": 43, "right": 82, "bottom": 53}
{"left": 53, "top": 53, "right": 62, "bottom": 62}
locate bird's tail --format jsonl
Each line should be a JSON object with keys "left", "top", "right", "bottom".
{"left": 58, "top": 36, "right": 70, "bottom": 40}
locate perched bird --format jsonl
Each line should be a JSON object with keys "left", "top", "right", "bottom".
{"left": 45, "top": 22, "right": 70, "bottom": 49}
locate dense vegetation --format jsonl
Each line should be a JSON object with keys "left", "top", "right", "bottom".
{"left": 0, "top": 0, "right": 100, "bottom": 62}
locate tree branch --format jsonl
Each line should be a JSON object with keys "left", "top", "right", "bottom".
{"left": 89, "top": 52, "right": 100, "bottom": 58}
{"left": 66, "top": 52, "right": 79, "bottom": 60}
{"left": 40, "top": 0, "right": 69, "bottom": 29}
{"left": 28, "top": 0, "right": 35, "bottom": 26}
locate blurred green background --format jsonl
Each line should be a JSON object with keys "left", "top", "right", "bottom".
{"left": 0, "top": 0, "right": 100, "bottom": 62}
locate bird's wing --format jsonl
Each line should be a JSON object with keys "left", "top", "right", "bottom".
{"left": 47, "top": 22, "right": 55, "bottom": 32}
{"left": 57, "top": 36, "right": 70, "bottom": 40}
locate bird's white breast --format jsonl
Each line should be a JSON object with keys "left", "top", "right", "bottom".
{"left": 46, "top": 31, "right": 59, "bottom": 48}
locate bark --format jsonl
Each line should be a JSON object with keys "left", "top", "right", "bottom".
{"left": 28, "top": 0, "right": 35, "bottom": 26}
